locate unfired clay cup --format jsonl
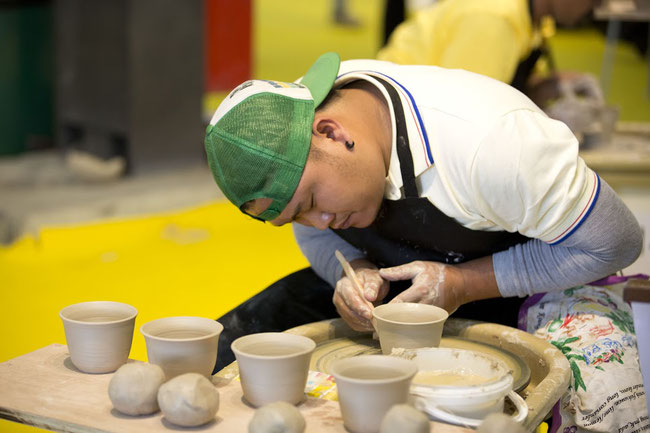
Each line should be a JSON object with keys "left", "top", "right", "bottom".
{"left": 373, "top": 303, "right": 449, "bottom": 354}
{"left": 231, "top": 332, "right": 316, "bottom": 407}
{"left": 331, "top": 355, "right": 418, "bottom": 433}
{"left": 59, "top": 301, "right": 137, "bottom": 374}
{"left": 140, "top": 316, "right": 223, "bottom": 379}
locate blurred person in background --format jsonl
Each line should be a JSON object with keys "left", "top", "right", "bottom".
{"left": 378, "top": 0, "right": 611, "bottom": 144}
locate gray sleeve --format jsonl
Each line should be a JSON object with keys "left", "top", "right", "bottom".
{"left": 292, "top": 223, "right": 366, "bottom": 288}
{"left": 493, "top": 179, "right": 643, "bottom": 297}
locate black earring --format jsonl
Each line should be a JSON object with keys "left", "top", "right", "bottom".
{"left": 345, "top": 141, "right": 355, "bottom": 150}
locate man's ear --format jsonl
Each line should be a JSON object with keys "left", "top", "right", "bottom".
{"left": 312, "top": 114, "right": 352, "bottom": 147}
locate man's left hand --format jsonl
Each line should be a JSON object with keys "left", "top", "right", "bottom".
{"left": 379, "top": 260, "right": 463, "bottom": 314}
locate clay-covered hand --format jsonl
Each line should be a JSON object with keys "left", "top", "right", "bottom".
{"left": 333, "top": 264, "right": 389, "bottom": 331}
{"left": 379, "top": 261, "right": 462, "bottom": 314}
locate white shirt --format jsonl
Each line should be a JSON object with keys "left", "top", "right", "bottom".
{"left": 335, "top": 59, "right": 599, "bottom": 244}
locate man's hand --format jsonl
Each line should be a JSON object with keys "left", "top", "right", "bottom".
{"left": 379, "top": 261, "right": 464, "bottom": 314}
{"left": 333, "top": 261, "right": 389, "bottom": 332}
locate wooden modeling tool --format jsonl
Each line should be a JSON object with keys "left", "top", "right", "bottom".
{"left": 334, "top": 250, "right": 377, "bottom": 330}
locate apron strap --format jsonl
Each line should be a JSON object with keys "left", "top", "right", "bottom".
{"left": 510, "top": 0, "right": 555, "bottom": 92}
{"left": 372, "top": 76, "right": 420, "bottom": 199}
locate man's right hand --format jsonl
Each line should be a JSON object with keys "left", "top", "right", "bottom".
{"left": 333, "top": 261, "right": 389, "bottom": 332}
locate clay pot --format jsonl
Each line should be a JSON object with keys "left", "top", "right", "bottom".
{"left": 331, "top": 355, "right": 418, "bottom": 433}
{"left": 231, "top": 332, "right": 316, "bottom": 407}
{"left": 60, "top": 301, "right": 137, "bottom": 373}
{"left": 140, "top": 316, "right": 223, "bottom": 379}
{"left": 373, "top": 303, "right": 448, "bottom": 354}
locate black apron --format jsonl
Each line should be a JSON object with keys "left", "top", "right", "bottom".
{"left": 329, "top": 76, "right": 530, "bottom": 334}
{"left": 333, "top": 76, "right": 528, "bottom": 266}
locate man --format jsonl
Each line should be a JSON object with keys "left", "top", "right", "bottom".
{"left": 205, "top": 53, "right": 645, "bottom": 430}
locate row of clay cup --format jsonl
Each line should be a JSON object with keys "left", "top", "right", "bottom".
{"left": 59, "top": 301, "right": 223, "bottom": 378}
{"left": 233, "top": 332, "right": 422, "bottom": 433}
{"left": 59, "top": 300, "right": 449, "bottom": 377}
{"left": 60, "top": 300, "right": 448, "bottom": 432}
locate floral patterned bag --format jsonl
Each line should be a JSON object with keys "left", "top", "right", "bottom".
{"left": 518, "top": 278, "right": 649, "bottom": 433}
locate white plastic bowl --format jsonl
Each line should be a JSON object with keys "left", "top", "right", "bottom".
{"left": 394, "top": 347, "right": 528, "bottom": 427}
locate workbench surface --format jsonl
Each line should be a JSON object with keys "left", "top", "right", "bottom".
{"left": 0, "top": 344, "right": 471, "bottom": 433}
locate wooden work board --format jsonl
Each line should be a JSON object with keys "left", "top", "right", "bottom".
{"left": 0, "top": 344, "right": 471, "bottom": 433}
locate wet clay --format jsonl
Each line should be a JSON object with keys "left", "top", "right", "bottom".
{"left": 413, "top": 370, "right": 493, "bottom": 386}
{"left": 108, "top": 363, "right": 166, "bottom": 416}
{"left": 379, "top": 404, "right": 429, "bottom": 433}
{"left": 157, "top": 373, "right": 219, "bottom": 427}
{"left": 248, "top": 401, "right": 306, "bottom": 433}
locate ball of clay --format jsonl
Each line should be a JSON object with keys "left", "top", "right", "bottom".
{"left": 248, "top": 401, "right": 306, "bottom": 433}
{"left": 476, "top": 413, "right": 525, "bottom": 433}
{"left": 157, "top": 373, "right": 219, "bottom": 427}
{"left": 108, "top": 362, "right": 166, "bottom": 416}
{"left": 379, "top": 404, "right": 429, "bottom": 433}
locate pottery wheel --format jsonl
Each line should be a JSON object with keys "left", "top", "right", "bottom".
{"left": 309, "top": 336, "right": 531, "bottom": 392}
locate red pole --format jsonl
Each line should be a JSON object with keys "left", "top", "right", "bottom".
{"left": 204, "top": 0, "right": 252, "bottom": 92}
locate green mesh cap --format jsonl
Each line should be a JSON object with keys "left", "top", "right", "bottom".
{"left": 204, "top": 52, "right": 341, "bottom": 221}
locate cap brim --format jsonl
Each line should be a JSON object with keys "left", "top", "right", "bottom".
{"left": 299, "top": 52, "right": 341, "bottom": 107}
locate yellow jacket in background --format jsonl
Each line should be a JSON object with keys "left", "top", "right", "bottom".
{"left": 377, "top": 0, "right": 553, "bottom": 85}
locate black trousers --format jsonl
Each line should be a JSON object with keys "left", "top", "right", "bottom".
{"left": 213, "top": 267, "right": 526, "bottom": 373}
